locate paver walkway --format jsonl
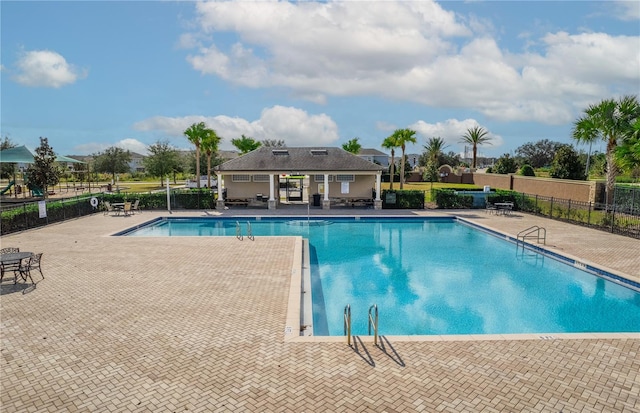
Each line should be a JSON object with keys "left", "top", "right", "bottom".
{"left": 1, "top": 208, "right": 638, "bottom": 412}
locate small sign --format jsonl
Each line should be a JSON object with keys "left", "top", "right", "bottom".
{"left": 38, "top": 200, "right": 47, "bottom": 218}
{"left": 386, "top": 193, "right": 396, "bottom": 204}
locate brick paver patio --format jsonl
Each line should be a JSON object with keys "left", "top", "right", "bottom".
{"left": 1, "top": 208, "right": 638, "bottom": 412}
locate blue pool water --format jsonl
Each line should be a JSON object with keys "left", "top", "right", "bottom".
{"left": 121, "top": 217, "right": 640, "bottom": 336}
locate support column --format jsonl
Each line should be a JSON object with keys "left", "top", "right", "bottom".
{"left": 268, "top": 174, "right": 277, "bottom": 210}
{"left": 216, "top": 173, "right": 225, "bottom": 210}
{"left": 374, "top": 172, "right": 382, "bottom": 210}
{"left": 322, "top": 173, "right": 331, "bottom": 209}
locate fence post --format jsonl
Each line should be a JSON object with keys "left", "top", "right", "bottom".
{"left": 550, "top": 197, "right": 554, "bottom": 219}
{"left": 588, "top": 202, "right": 592, "bottom": 226}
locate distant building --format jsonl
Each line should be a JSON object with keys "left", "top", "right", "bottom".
{"left": 128, "top": 152, "right": 146, "bottom": 173}
{"left": 357, "top": 148, "right": 389, "bottom": 167}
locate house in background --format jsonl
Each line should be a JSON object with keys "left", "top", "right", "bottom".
{"left": 128, "top": 152, "right": 146, "bottom": 173}
{"left": 357, "top": 148, "right": 389, "bottom": 167}
{"left": 214, "top": 147, "right": 385, "bottom": 210}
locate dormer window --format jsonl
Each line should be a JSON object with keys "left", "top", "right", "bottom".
{"left": 310, "top": 149, "right": 327, "bottom": 155}
{"left": 272, "top": 149, "right": 289, "bottom": 155}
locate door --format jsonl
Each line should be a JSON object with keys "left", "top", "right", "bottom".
{"left": 286, "top": 178, "right": 303, "bottom": 201}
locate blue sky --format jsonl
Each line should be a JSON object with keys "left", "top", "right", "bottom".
{"left": 1, "top": 1, "right": 639, "bottom": 159}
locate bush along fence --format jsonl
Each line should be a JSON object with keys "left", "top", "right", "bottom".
{"left": 0, "top": 189, "right": 215, "bottom": 235}
{"left": 433, "top": 188, "right": 640, "bottom": 239}
{"left": 381, "top": 189, "right": 425, "bottom": 209}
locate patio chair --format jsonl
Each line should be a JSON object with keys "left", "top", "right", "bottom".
{"left": 1, "top": 247, "right": 20, "bottom": 283}
{"left": 18, "top": 252, "right": 44, "bottom": 284}
{"left": 103, "top": 201, "right": 119, "bottom": 216}
{"left": 123, "top": 201, "right": 132, "bottom": 216}
{"left": 131, "top": 199, "right": 140, "bottom": 214}
{"left": 485, "top": 202, "right": 497, "bottom": 214}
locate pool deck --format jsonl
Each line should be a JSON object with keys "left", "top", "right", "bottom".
{"left": 1, "top": 207, "right": 639, "bottom": 412}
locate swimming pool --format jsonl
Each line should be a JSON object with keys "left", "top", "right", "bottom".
{"left": 119, "top": 217, "right": 640, "bottom": 336}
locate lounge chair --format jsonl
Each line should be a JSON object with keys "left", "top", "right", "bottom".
{"left": 18, "top": 253, "right": 44, "bottom": 284}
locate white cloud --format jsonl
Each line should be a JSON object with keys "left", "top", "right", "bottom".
{"left": 13, "top": 50, "right": 86, "bottom": 88}
{"left": 182, "top": 0, "right": 639, "bottom": 125}
{"left": 132, "top": 106, "right": 339, "bottom": 150}
{"left": 72, "top": 138, "right": 149, "bottom": 155}
{"left": 611, "top": 1, "right": 640, "bottom": 21}
{"left": 409, "top": 118, "right": 504, "bottom": 149}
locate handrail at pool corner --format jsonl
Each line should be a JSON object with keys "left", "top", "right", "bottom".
{"left": 235, "top": 221, "right": 243, "bottom": 240}
{"left": 344, "top": 304, "right": 351, "bottom": 346}
{"left": 368, "top": 304, "right": 379, "bottom": 346}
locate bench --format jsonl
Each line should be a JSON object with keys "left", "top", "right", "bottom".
{"left": 224, "top": 199, "right": 249, "bottom": 207}
{"left": 330, "top": 198, "right": 374, "bottom": 208}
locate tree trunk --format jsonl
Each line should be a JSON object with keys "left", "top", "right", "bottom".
{"left": 400, "top": 149, "right": 405, "bottom": 190}
{"left": 389, "top": 150, "right": 395, "bottom": 190}
{"left": 605, "top": 138, "right": 618, "bottom": 206}
{"left": 195, "top": 146, "right": 201, "bottom": 189}
{"left": 472, "top": 145, "right": 477, "bottom": 169}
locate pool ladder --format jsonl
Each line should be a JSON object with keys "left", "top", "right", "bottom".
{"left": 517, "top": 225, "right": 546, "bottom": 246}
{"left": 235, "top": 221, "right": 254, "bottom": 241}
{"left": 343, "top": 304, "right": 379, "bottom": 346}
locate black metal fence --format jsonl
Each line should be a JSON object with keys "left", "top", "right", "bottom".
{"left": 0, "top": 189, "right": 215, "bottom": 235}
{"left": 501, "top": 192, "right": 640, "bottom": 239}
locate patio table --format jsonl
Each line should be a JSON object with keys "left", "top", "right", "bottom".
{"left": 1, "top": 251, "right": 32, "bottom": 283}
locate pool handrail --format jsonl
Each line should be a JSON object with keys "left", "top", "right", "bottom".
{"left": 368, "top": 304, "right": 379, "bottom": 346}
{"left": 344, "top": 304, "right": 351, "bottom": 346}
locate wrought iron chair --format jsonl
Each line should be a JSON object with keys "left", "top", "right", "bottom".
{"left": 18, "top": 253, "right": 44, "bottom": 284}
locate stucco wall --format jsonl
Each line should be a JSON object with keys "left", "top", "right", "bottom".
{"left": 320, "top": 175, "right": 375, "bottom": 199}
{"left": 472, "top": 174, "right": 604, "bottom": 203}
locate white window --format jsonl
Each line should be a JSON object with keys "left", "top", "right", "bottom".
{"left": 253, "top": 174, "right": 269, "bottom": 182}
{"left": 313, "top": 174, "right": 333, "bottom": 182}
{"left": 335, "top": 174, "right": 355, "bottom": 182}
{"left": 232, "top": 175, "right": 251, "bottom": 182}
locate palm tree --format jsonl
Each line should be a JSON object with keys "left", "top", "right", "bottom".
{"left": 391, "top": 128, "right": 417, "bottom": 189}
{"left": 460, "top": 126, "right": 491, "bottom": 169}
{"left": 382, "top": 134, "right": 400, "bottom": 190}
{"left": 424, "top": 137, "right": 447, "bottom": 165}
{"left": 572, "top": 95, "right": 640, "bottom": 205}
{"left": 201, "top": 128, "right": 221, "bottom": 188}
{"left": 184, "top": 122, "right": 207, "bottom": 188}
{"left": 231, "top": 134, "right": 261, "bottom": 154}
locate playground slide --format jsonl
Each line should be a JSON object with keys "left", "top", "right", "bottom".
{"left": 0, "top": 180, "right": 15, "bottom": 195}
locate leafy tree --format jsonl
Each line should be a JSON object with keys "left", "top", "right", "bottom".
{"left": 381, "top": 134, "right": 400, "bottom": 190}
{"left": 515, "top": 139, "right": 564, "bottom": 168}
{"left": 231, "top": 134, "right": 261, "bottom": 154}
{"left": 572, "top": 95, "right": 640, "bottom": 204}
{"left": 262, "top": 139, "right": 286, "bottom": 147}
{"left": 1, "top": 136, "right": 18, "bottom": 180}
{"left": 184, "top": 122, "right": 208, "bottom": 187}
{"left": 423, "top": 158, "right": 439, "bottom": 191}
{"left": 25, "top": 137, "right": 60, "bottom": 197}
{"left": 201, "top": 129, "right": 222, "bottom": 187}
{"left": 441, "top": 151, "right": 462, "bottom": 168}
{"left": 390, "top": 128, "right": 417, "bottom": 189}
{"left": 92, "top": 146, "right": 132, "bottom": 182}
{"left": 493, "top": 153, "right": 518, "bottom": 174}
{"left": 342, "top": 137, "right": 362, "bottom": 154}
{"left": 550, "top": 145, "right": 586, "bottom": 180}
{"left": 144, "top": 140, "right": 181, "bottom": 187}
{"left": 518, "top": 164, "right": 535, "bottom": 177}
{"left": 460, "top": 126, "right": 491, "bottom": 169}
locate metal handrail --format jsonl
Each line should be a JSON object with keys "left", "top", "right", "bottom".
{"left": 236, "top": 221, "right": 243, "bottom": 240}
{"left": 517, "top": 225, "right": 546, "bottom": 245}
{"left": 344, "top": 304, "right": 351, "bottom": 346}
{"left": 247, "top": 221, "right": 254, "bottom": 240}
{"left": 368, "top": 304, "right": 378, "bottom": 346}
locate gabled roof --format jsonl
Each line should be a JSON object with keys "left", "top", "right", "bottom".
{"left": 358, "top": 148, "right": 388, "bottom": 157}
{"left": 215, "top": 147, "right": 385, "bottom": 173}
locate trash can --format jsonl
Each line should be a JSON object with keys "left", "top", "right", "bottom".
{"left": 313, "top": 193, "right": 321, "bottom": 206}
